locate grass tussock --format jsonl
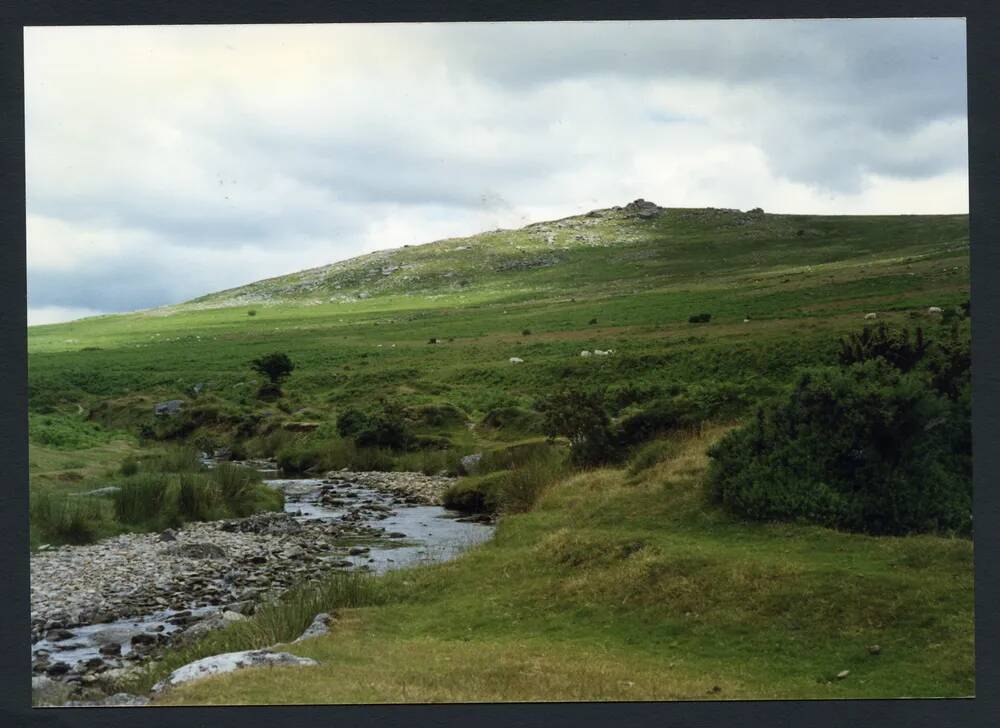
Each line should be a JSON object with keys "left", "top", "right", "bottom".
{"left": 121, "top": 571, "right": 382, "bottom": 695}
{"left": 31, "top": 448, "right": 282, "bottom": 547}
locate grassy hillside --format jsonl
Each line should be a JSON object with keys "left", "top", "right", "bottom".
{"left": 27, "top": 203, "right": 973, "bottom": 701}
{"left": 28, "top": 204, "right": 968, "bottom": 422}
{"left": 148, "top": 428, "right": 973, "bottom": 704}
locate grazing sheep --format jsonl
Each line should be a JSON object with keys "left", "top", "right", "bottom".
{"left": 928, "top": 306, "right": 943, "bottom": 314}
{"left": 580, "top": 350, "right": 592, "bottom": 357}
{"left": 509, "top": 357, "right": 524, "bottom": 364}
{"left": 864, "top": 312, "right": 878, "bottom": 320}
{"left": 593, "top": 349, "right": 612, "bottom": 356}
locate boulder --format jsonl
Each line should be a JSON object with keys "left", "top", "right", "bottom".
{"left": 151, "top": 650, "right": 318, "bottom": 693}
{"left": 623, "top": 198, "right": 661, "bottom": 218}
{"left": 460, "top": 453, "right": 483, "bottom": 474}
{"left": 293, "top": 613, "right": 332, "bottom": 643}
{"left": 154, "top": 399, "right": 184, "bottom": 417}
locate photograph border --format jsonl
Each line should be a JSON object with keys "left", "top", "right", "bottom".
{"left": 1, "top": 1, "right": 996, "bottom": 726}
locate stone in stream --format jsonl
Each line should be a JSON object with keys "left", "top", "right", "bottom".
{"left": 98, "top": 643, "right": 122, "bottom": 657}
{"left": 45, "top": 662, "right": 71, "bottom": 676}
{"left": 151, "top": 650, "right": 318, "bottom": 693}
{"left": 45, "top": 628, "right": 75, "bottom": 641}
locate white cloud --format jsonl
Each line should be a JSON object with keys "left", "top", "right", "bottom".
{"left": 24, "top": 20, "right": 968, "bottom": 323}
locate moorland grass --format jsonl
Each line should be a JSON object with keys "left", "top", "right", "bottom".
{"left": 151, "top": 428, "right": 973, "bottom": 704}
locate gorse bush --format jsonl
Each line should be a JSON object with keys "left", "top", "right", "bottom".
{"left": 838, "top": 322, "right": 929, "bottom": 372}
{"left": 708, "top": 358, "right": 971, "bottom": 536}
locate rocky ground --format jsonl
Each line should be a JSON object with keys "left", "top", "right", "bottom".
{"left": 30, "top": 470, "right": 481, "bottom": 705}
{"left": 322, "top": 470, "right": 455, "bottom": 505}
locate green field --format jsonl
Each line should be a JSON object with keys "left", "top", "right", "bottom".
{"left": 27, "top": 204, "right": 973, "bottom": 701}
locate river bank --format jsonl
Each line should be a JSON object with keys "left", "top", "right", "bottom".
{"left": 30, "top": 466, "right": 493, "bottom": 705}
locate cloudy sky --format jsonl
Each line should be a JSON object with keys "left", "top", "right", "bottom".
{"left": 24, "top": 19, "right": 968, "bottom": 325}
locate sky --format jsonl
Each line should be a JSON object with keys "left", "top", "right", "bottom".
{"left": 24, "top": 19, "right": 968, "bottom": 325}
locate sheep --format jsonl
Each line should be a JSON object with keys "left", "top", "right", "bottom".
{"left": 864, "top": 312, "right": 878, "bottom": 320}
{"left": 593, "top": 349, "right": 612, "bottom": 356}
{"left": 928, "top": 306, "right": 943, "bottom": 314}
{"left": 509, "top": 357, "right": 524, "bottom": 364}
{"left": 580, "top": 350, "right": 592, "bottom": 357}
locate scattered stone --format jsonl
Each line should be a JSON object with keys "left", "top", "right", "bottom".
{"left": 158, "top": 529, "right": 178, "bottom": 542}
{"left": 45, "top": 628, "right": 74, "bottom": 641}
{"left": 868, "top": 645, "right": 881, "bottom": 655}
{"left": 836, "top": 670, "right": 850, "bottom": 679}
{"left": 348, "top": 546, "right": 369, "bottom": 556}
{"left": 98, "top": 643, "right": 121, "bottom": 657}
{"left": 152, "top": 650, "right": 318, "bottom": 693}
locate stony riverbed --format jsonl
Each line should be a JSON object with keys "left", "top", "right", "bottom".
{"left": 30, "top": 466, "right": 492, "bottom": 704}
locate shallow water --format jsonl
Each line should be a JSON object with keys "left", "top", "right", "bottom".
{"left": 32, "top": 471, "right": 492, "bottom": 676}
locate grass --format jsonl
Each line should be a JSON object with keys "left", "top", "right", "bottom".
{"left": 26, "top": 206, "right": 973, "bottom": 702}
{"left": 151, "top": 427, "right": 973, "bottom": 704}
{"left": 30, "top": 448, "right": 283, "bottom": 547}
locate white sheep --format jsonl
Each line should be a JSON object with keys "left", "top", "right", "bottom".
{"left": 593, "top": 349, "right": 612, "bottom": 356}
{"left": 580, "top": 350, "right": 592, "bottom": 357}
{"left": 928, "top": 306, "right": 943, "bottom": 314}
{"left": 864, "top": 312, "right": 878, "bottom": 320}
{"left": 509, "top": 357, "right": 524, "bottom": 364}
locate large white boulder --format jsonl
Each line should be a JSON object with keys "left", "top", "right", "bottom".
{"left": 151, "top": 649, "right": 318, "bottom": 693}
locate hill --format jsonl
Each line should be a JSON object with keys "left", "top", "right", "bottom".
{"left": 26, "top": 201, "right": 973, "bottom": 703}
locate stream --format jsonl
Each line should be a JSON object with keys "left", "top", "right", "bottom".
{"left": 30, "top": 467, "right": 493, "bottom": 697}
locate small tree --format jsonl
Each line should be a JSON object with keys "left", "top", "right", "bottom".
{"left": 251, "top": 352, "right": 295, "bottom": 384}
{"left": 251, "top": 353, "right": 295, "bottom": 399}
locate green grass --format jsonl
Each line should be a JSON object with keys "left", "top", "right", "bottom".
{"left": 26, "top": 206, "right": 972, "bottom": 701}
{"left": 149, "top": 428, "right": 973, "bottom": 704}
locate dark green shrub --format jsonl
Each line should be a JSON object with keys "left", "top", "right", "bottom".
{"left": 522, "top": 329, "right": 531, "bottom": 336}
{"left": 617, "top": 398, "right": 701, "bottom": 447}
{"left": 247, "top": 310, "right": 257, "bottom": 317}
{"left": 926, "top": 321, "right": 971, "bottom": 400}
{"left": 336, "top": 407, "right": 371, "bottom": 438}
{"left": 688, "top": 313, "right": 712, "bottom": 324}
{"left": 251, "top": 352, "right": 295, "bottom": 385}
{"left": 708, "top": 359, "right": 971, "bottom": 536}
{"left": 838, "top": 322, "right": 928, "bottom": 372}
{"left": 353, "top": 404, "right": 413, "bottom": 451}
{"left": 538, "top": 389, "right": 621, "bottom": 466}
